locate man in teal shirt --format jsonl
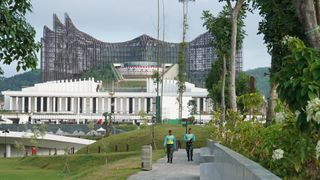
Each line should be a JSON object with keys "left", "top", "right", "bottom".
{"left": 163, "top": 130, "right": 176, "bottom": 163}
{"left": 184, "top": 128, "right": 196, "bottom": 161}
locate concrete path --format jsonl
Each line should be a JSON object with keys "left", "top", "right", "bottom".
{"left": 128, "top": 149, "right": 200, "bottom": 180}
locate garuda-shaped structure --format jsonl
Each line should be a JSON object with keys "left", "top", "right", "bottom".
{"left": 41, "top": 13, "right": 243, "bottom": 87}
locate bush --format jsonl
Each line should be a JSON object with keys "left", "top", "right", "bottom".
{"left": 210, "top": 114, "right": 320, "bottom": 179}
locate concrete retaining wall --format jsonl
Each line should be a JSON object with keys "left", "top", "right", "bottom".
{"left": 200, "top": 140, "right": 281, "bottom": 180}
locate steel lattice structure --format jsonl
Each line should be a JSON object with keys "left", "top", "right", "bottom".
{"left": 41, "top": 14, "right": 243, "bottom": 87}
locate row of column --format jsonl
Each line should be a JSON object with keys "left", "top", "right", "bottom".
{"left": 10, "top": 96, "right": 155, "bottom": 115}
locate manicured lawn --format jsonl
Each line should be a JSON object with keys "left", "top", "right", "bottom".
{"left": 0, "top": 150, "right": 165, "bottom": 180}
{"left": 77, "top": 124, "right": 211, "bottom": 154}
{"left": 0, "top": 124, "right": 209, "bottom": 179}
{"left": 0, "top": 158, "right": 60, "bottom": 180}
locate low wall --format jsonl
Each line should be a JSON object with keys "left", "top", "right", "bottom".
{"left": 201, "top": 140, "right": 281, "bottom": 180}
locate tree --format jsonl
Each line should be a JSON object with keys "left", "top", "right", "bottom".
{"left": 255, "top": 0, "right": 305, "bottom": 125}
{"left": 14, "top": 141, "right": 26, "bottom": 157}
{"left": 275, "top": 36, "right": 320, "bottom": 132}
{"left": 0, "top": 0, "right": 40, "bottom": 74}
{"left": 291, "top": 0, "right": 320, "bottom": 48}
{"left": 177, "top": 42, "right": 186, "bottom": 121}
{"left": 219, "top": 0, "right": 248, "bottom": 112}
{"left": 202, "top": 7, "right": 245, "bottom": 124}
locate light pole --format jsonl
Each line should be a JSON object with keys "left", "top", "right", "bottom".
{"left": 2, "top": 129, "right": 10, "bottom": 158}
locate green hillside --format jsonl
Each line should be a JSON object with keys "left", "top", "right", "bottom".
{"left": 77, "top": 124, "right": 211, "bottom": 154}
{"left": 245, "top": 67, "right": 270, "bottom": 98}
{"left": 0, "top": 70, "right": 41, "bottom": 94}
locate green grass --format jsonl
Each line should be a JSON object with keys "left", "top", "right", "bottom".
{"left": 77, "top": 124, "right": 210, "bottom": 154}
{"left": 117, "top": 81, "right": 146, "bottom": 88}
{"left": 0, "top": 125, "right": 209, "bottom": 180}
{"left": 114, "top": 124, "right": 138, "bottom": 132}
{"left": 0, "top": 150, "right": 164, "bottom": 180}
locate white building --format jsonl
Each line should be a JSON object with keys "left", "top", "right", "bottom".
{"left": 0, "top": 130, "right": 95, "bottom": 157}
{"left": 1, "top": 77, "right": 212, "bottom": 124}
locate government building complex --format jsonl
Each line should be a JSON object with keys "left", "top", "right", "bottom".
{"left": 41, "top": 14, "right": 243, "bottom": 87}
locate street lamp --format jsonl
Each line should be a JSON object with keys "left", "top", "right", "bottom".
{"left": 2, "top": 129, "right": 10, "bottom": 158}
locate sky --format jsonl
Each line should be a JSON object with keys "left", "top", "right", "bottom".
{"left": 1, "top": 0, "right": 271, "bottom": 77}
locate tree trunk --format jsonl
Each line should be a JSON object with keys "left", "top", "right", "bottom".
{"left": 292, "top": 0, "right": 320, "bottom": 48}
{"left": 315, "top": 0, "right": 320, "bottom": 24}
{"left": 221, "top": 54, "right": 227, "bottom": 127}
{"left": 266, "top": 83, "right": 277, "bottom": 126}
{"left": 227, "top": 0, "right": 244, "bottom": 112}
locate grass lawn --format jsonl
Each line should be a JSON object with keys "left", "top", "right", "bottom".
{"left": 77, "top": 124, "right": 211, "bottom": 154}
{"left": 0, "top": 150, "right": 164, "bottom": 180}
{"left": 0, "top": 124, "right": 209, "bottom": 180}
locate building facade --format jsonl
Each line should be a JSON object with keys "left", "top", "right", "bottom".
{"left": 41, "top": 14, "right": 243, "bottom": 87}
{"left": 1, "top": 78, "right": 212, "bottom": 124}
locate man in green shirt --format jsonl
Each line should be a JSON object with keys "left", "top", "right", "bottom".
{"left": 184, "top": 128, "right": 196, "bottom": 161}
{"left": 163, "top": 130, "right": 176, "bottom": 163}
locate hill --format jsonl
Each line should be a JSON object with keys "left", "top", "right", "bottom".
{"left": 245, "top": 67, "right": 270, "bottom": 98}
{"left": 77, "top": 124, "right": 211, "bottom": 154}
{"left": 0, "top": 70, "right": 41, "bottom": 94}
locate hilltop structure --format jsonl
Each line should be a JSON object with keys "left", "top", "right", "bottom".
{"left": 41, "top": 13, "right": 243, "bottom": 87}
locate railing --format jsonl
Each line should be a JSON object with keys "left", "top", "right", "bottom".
{"left": 199, "top": 140, "right": 281, "bottom": 180}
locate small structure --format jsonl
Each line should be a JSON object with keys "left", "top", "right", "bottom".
{"left": 0, "top": 131, "right": 95, "bottom": 158}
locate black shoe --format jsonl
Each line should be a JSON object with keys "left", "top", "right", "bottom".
{"left": 167, "top": 159, "right": 170, "bottom": 163}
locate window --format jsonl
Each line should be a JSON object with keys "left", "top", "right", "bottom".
{"left": 93, "top": 98, "right": 97, "bottom": 113}
{"left": 129, "top": 98, "right": 133, "bottom": 114}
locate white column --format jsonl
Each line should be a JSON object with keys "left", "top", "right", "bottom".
{"left": 22, "top": 97, "right": 25, "bottom": 113}
{"left": 144, "top": 98, "right": 147, "bottom": 112}
{"left": 15, "top": 97, "right": 19, "bottom": 111}
{"left": 28, "top": 97, "right": 31, "bottom": 113}
{"left": 114, "top": 98, "right": 117, "bottom": 113}
{"left": 9, "top": 97, "right": 13, "bottom": 110}
{"left": 138, "top": 98, "right": 141, "bottom": 112}
{"left": 53, "top": 97, "right": 56, "bottom": 112}
{"left": 58, "top": 97, "right": 62, "bottom": 112}
{"left": 71, "top": 97, "right": 74, "bottom": 112}
{"left": 34, "top": 97, "right": 38, "bottom": 112}
{"left": 120, "top": 98, "right": 123, "bottom": 114}
{"left": 101, "top": 98, "right": 105, "bottom": 113}
{"left": 150, "top": 98, "right": 153, "bottom": 113}
{"left": 77, "top": 97, "right": 80, "bottom": 114}
{"left": 132, "top": 98, "right": 135, "bottom": 114}
{"left": 107, "top": 98, "right": 111, "bottom": 112}
{"left": 89, "top": 98, "right": 93, "bottom": 113}
{"left": 40, "top": 97, "right": 44, "bottom": 112}
{"left": 47, "top": 97, "right": 50, "bottom": 112}
{"left": 203, "top": 98, "right": 207, "bottom": 112}
{"left": 83, "top": 98, "right": 87, "bottom": 113}
{"left": 6, "top": 144, "right": 11, "bottom": 158}
{"left": 126, "top": 98, "right": 129, "bottom": 114}
{"left": 65, "top": 97, "right": 68, "bottom": 111}
{"left": 197, "top": 98, "right": 200, "bottom": 113}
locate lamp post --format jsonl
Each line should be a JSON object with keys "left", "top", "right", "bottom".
{"left": 2, "top": 129, "right": 10, "bottom": 158}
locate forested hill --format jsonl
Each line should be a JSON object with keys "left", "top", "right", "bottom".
{"left": 0, "top": 67, "right": 271, "bottom": 98}
{"left": 0, "top": 70, "right": 41, "bottom": 94}
{"left": 245, "top": 67, "right": 270, "bottom": 98}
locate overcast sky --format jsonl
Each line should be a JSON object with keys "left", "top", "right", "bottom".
{"left": 1, "top": 0, "right": 270, "bottom": 77}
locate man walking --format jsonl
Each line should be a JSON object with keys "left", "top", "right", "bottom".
{"left": 184, "top": 128, "right": 196, "bottom": 161}
{"left": 163, "top": 130, "right": 176, "bottom": 163}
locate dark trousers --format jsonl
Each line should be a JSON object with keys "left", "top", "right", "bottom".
{"left": 166, "top": 144, "right": 174, "bottom": 163}
{"left": 186, "top": 142, "right": 193, "bottom": 160}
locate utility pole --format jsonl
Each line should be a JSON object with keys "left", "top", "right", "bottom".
{"left": 156, "top": 0, "right": 161, "bottom": 124}
{"left": 160, "top": 0, "right": 165, "bottom": 124}
{"left": 178, "top": 0, "right": 195, "bottom": 122}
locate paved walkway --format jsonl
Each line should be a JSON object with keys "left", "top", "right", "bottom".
{"left": 128, "top": 149, "right": 200, "bottom": 180}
